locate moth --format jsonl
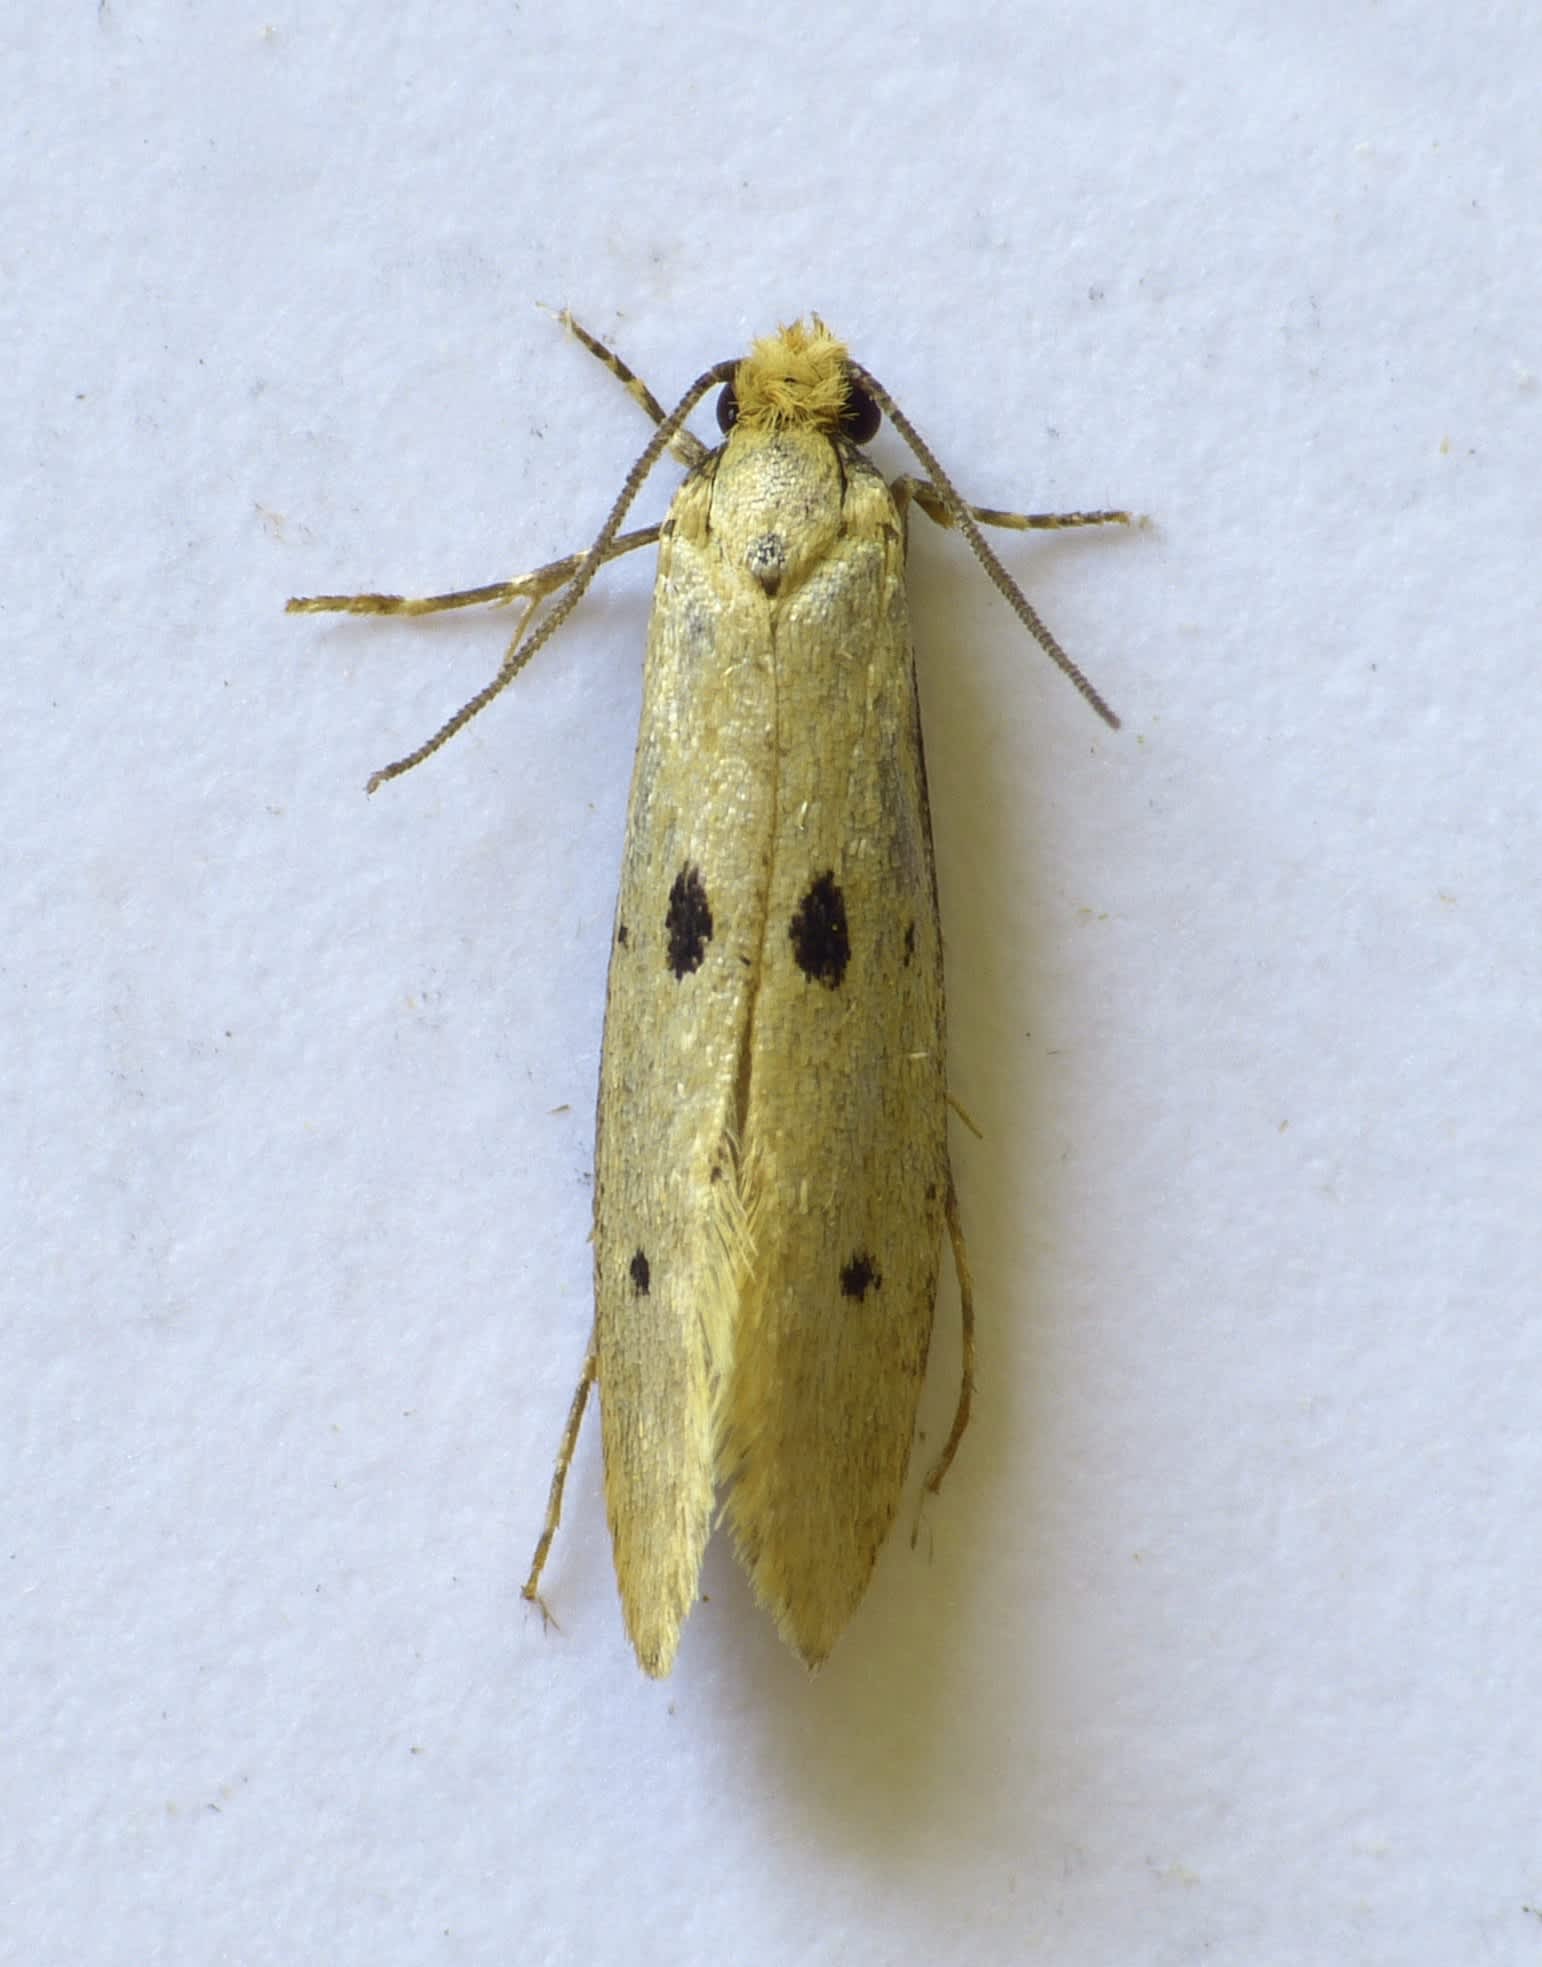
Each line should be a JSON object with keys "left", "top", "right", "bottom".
{"left": 289, "top": 316, "right": 1128, "bottom": 1675}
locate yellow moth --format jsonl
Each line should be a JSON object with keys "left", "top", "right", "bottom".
{"left": 289, "top": 316, "right": 1128, "bottom": 1677}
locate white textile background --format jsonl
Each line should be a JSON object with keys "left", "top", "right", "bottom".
{"left": 5, "top": 5, "right": 1538, "bottom": 1963}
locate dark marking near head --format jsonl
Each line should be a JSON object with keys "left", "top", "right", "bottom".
{"left": 747, "top": 532, "right": 787, "bottom": 594}
{"left": 629, "top": 1249, "right": 651, "bottom": 1295}
{"left": 925, "top": 1182, "right": 938, "bottom": 1203}
{"left": 840, "top": 1252, "right": 881, "bottom": 1302}
{"left": 902, "top": 921, "right": 916, "bottom": 966}
{"left": 789, "top": 872, "right": 849, "bottom": 988}
{"left": 616, "top": 922, "right": 629, "bottom": 947}
{"left": 665, "top": 864, "right": 713, "bottom": 978}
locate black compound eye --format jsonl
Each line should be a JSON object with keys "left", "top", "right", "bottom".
{"left": 841, "top": 381, "right": 881, "bottom": 444}
{"left": 716, "top": 382, "right": 739, "bottom": 432}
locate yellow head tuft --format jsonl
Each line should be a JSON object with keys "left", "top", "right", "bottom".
{"left": 730, "top": 317, "right": 853, "bottom": 430}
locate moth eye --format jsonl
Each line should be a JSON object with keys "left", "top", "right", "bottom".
{"left": 716, "top": 383, "right": 739, "bottom": 432}
{"left": 842, "top": 381, "right": 881, "bottom": 444}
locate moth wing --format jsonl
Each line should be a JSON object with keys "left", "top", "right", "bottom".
{"left": 593, "top": 470, "right": 775, "bottom": 1678}
{"left": 721, "top": 468, "right": 950, "bottom": 1666}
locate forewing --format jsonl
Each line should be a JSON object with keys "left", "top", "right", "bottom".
{"left": 721, "top": 465, "right": 950, "bottom": 1666}
{"left": 593, "top": 469, "right": 776, "bottom": 1677}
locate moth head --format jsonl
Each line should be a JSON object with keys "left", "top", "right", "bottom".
{"left": 716, "top": 318, "right": 882, "bottom": 444}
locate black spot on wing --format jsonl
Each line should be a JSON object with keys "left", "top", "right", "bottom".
{"left": 789, "top": 872, "right": 849, "bottom": 988}
{"left": 665, "top": 864, "right": 713, "bottom": 978}
{"left": 839, "top": 1252, "right": 881, "bottom": 1302}
{"left": 629, "top": 1249, "right": 651, "bottom": 1295}
{"left": 616, "top": 922, "right": 629, "bottom": 947}
{"left": 902, "top": 920, "right": 916, "bottom": 966}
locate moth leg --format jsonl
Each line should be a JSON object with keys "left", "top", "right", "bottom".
{"left": 947, "top": 1089, "right": 984, "bottom": 1140}
{"left": 289, "top": 524, "right": 665, "bottom": 790}
{"left": 522, "top": 1339, "right": 599, "bottom": 1629}
{"left": 559, "top": 310, "right": 711, "bottom": 471}
{"left": 892, "top": 475, "right": 1132, "bottom": 534}
{"left": 913, "top": 1179, "right": 976, "bottom": 1547}
{"left": 889, "top": 474, "right": 1125, "bottom": 730}
{"left": 284, "top": 524, "right": 664, "bottom": 620}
